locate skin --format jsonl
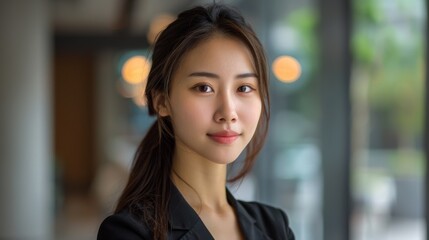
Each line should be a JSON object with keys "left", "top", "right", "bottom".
{"left": 156, "top": 33, "right": 262, "bottom": 240}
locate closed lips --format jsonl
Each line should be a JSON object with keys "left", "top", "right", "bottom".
{"left": 207, "top": 131, "right": 240, "bottom": 144}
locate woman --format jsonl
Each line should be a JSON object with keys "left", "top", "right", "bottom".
{"left": 98, "top": 3, "right": 295, "bottom": 240}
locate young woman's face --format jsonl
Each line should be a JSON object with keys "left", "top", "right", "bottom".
{"left": 163, "top": 34, "right": 262, "bottom": 165}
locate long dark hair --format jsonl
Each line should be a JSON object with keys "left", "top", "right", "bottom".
{"left": 115, "top": 4, "right": 270, "bottom": 239}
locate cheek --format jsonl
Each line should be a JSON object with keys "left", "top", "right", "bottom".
{"left": 170, "top": 98, "right": 212, "bottom": 126}
{"left": 239, "top": 99, "right": 262, "bottom": 125}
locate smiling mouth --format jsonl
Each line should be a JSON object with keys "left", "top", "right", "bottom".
{"left": 207, "top": 131, "right": 240, "bottom": 144}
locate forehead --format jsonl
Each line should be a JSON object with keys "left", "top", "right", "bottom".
{"left": 175, "top": 34, "right": 256, "bottom": 75}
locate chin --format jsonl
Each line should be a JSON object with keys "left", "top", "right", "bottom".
{"left": 207, "top": 153, "right": 242, "bottom": 165}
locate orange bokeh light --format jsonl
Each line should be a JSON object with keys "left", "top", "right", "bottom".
{"left": 272, "top": 56, "right": 301, "bottom": 83}
{"left": 121, "top": 56, "right": 151, "bottom": 85}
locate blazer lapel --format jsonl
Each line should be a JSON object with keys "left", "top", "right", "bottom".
{"left": 167, "top": 184, "right": 271, "bottom": 240}
{"left": 227, "top": 190, "right": 272, "bottom": 240}
{"left": 168, "top": 184, "right": 214, "bottom": 240}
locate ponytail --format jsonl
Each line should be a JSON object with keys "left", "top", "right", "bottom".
{"left": 115, "top": 119, "right": 174, "bottom": 240}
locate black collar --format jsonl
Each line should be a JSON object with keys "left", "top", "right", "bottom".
{"left": 167, "top": 184, "right": 271, "bottom": 240}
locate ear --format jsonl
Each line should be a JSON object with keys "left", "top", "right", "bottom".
{"left": 152, "top": 91, "right": 170, "bottom": 117}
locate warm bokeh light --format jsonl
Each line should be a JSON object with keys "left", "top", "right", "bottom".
{"left": 147, "top": 14, "right": 176, "bottom": 44}
{"left": 119, "top": 55, "right": 150, "bottom": 106}
{"left": 117, "top": 80, "right": 148, "bottom": 107}
{"left": 132, "top": 94, "right": 147, "bottom": 108}
{"left": 272, "top": 55, "right": 302, "bottom": 83}
{"left": 117, "top": 75, "right": 147, "bottom": 105}
{"left": 116, "top": 80, "right": 134, "bottom": 98}
{"left": 121, "top": 56, "right": 151, "bottom": 85}
{"left": 132, "top": 82, "right": 147, "bottom": 107}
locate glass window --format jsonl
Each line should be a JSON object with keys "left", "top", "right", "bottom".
{"left": 350, "top": 0, "right": 426, "bottom": 239}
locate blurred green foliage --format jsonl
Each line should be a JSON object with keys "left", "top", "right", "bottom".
{"left": 390, "top": 149, "right": 425, "bottom": 177}
{"left": 352, "top": 0, "right": 425, "bottom": 145}
{"left": 287, "top": 8, "right": 318, "bottom": 60}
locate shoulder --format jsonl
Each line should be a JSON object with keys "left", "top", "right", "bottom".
{"left": 237, "top": 200, "right": 295, "bottom": 240}
{"left": 97, "top": 208, "right": 152, "bottom": 240}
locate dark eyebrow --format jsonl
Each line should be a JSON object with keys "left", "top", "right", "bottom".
{"left": 188, "top": 71, "right": 258, "bottom": 79}
{"left": 236, "top": 73, "right": 258, "bottom": 79}
{"left": 188, "top": 72, "right": 219, "bottom": 79}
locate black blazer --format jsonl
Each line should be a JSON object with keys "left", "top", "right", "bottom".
{"left": 98, "top": 185, "right": 295, "bottom": 240}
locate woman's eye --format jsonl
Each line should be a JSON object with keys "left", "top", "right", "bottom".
{"left": 195, "top": 85, "right": 214, "bottom": 93}
{"left": 238, "top": 85, "right": 254, "bottom": 93}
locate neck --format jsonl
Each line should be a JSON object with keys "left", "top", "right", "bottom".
{"left": 171, "top": 153, "right": 229, "bottom": 212}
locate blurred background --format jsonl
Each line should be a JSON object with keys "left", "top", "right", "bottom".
{"left": 0, "top": 0, "right": 427, "bottom": 239}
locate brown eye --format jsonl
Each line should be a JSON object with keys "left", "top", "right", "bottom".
{"left": 238, "top": 85, "right": 253, "bottom": 93}
{"left": 196, "top": 84, "right": 214, "bottom": 93}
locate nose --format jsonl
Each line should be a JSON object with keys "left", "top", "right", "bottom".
{"left": 214, "top": 93, "right": 238, "bottom": 123}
